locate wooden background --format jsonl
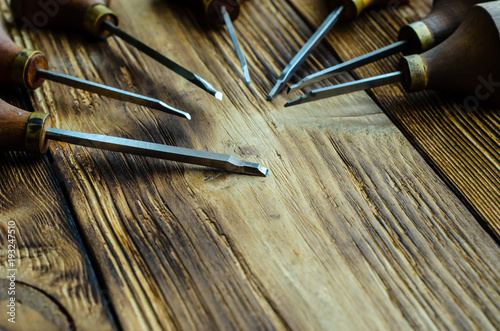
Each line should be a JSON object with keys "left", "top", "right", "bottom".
{"left": 0, "top": 0, "right": 499, "bottom": 329}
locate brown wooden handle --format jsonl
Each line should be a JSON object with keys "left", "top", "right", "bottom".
{"left": 171, "top": 0, "right": 240, "bottom": 25}
{"left": 329, "top": 0, "right": 409, "bottom": 21}
{"left": 0, "top": 99, "right": 52, "bottom": 154}
{"left": 400, "top": 2, "right": 500, "bottom": 106}
{"left": 10, "top": 0, "right": 118, "bottom": 38}
{"left": 398, "top": 0, "right": 489, "bottom": 54}
{"left": 0, "top": 23, "right": 48, "bottom": 89}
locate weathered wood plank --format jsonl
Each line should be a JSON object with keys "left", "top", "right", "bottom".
{"left": 290, "top": 0, "right": 500, "bottom": 235}
{"left": 0, "top": 84, "right": 115, "bottom": 330}
{"left": 3, "top": 0, "right": 499, "bottom": 329}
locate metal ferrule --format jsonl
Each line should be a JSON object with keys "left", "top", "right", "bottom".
{"left": 406, "top": 22, "right": 434, "bottom": 53}
{"left": 12, "top": 49, "right": 43, "bottom": 89}
{"left": 83, "top": 4, "right": 118, "bottom": 38}
{"left": 25, "top": 112, "right": 52, "bottom": 154}
{"left": 405, "top": 55, "right": 427, "bottom": 92}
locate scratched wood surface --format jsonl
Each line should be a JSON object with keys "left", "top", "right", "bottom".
{"left": 1, "top": 0, "right": 499, "bottom": 329}
{"left": 0, "top": 86, "right": 114, "bottom": 330}
{"left": 289, "top": 0, "right": 500, "bottom": 235}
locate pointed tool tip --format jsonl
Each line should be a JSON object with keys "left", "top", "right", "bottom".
{"left": 159, "top": 101, "right": 191, "bottom": 120}
{"left": 241, "top": 161, "right": 269, "bottom": 177}
{"left": 215, "top": 91, "right": 224, "bottom": 101}
{"left": 284, "top": 97, "right": 304, "bottom": 108}
{"left": 288, "top": 84, "right": 300, "bottom": 94}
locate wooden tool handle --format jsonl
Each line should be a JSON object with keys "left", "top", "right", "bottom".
{"left": 0, "top": 99, "right": 52, "bottom": 154}
{"left": 10, "top": 0, "right": 118, "bottom": 38}
{"left": 0, "top": 23, "right": 48, "bottom": 89}
{"left": 329, "top": 0, "right": 409, "bottom": 21}
{"left": 398, "top": 0, "right": 488, "bottom": 54}
{"left": 173, "top": 0, "right": 241, "bottom": 25}
{"left": 400, "top": 2, "right": 500, "bottom": 106}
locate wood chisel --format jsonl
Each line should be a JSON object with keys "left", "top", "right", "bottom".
{"left": 0, "top": 21, "right": 190, "bottom": 119}
{"left": 285, "top": 2, "right": 500, "bottom": 108}
{"left": 267, "top": 0, "right": 409, "bottom": 101}
{"left": 172, "top": 0, "right": 251, "bottom": 85}
{"left": 11, "top": 0, "right": 223, "bottom": 101}
{"left": 0, "top": 98, "right": 268, "bottom": 176}
{"left": 289, "top": 0, "right": 490, "bottom": 93}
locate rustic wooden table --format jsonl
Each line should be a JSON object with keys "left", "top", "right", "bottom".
{"left": 0, "top": 0, "right": 499, "bottom": 330}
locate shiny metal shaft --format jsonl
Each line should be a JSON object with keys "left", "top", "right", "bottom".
{"left": 103, "top": 21, "right": 223, "bottom": 101}
{"left": 38, "top": 69, "right": 190, "bottom": 119}
{"left": 221, "top": 6, "right": 251, "bottom": 86}
{"left": 267, "top": 6, "right": 344, "bottom": 101}
{"left": 46, "top": 128, "right": 268, "bottom": 176}
{"left": 285, "top": 71, "right": 402, "bottom": 107}
{"left": 289, "top": 40, "right": 409, "bottom": 93}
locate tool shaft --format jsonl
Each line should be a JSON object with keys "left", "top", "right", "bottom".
{"left": 103, "top": 21, "right": 223, "bottom": 101}
{"left": 285, "top": 71, "right": 402, "bottom": 107}
{"left": 46, "top": 128, "right": 268, "bottom": 176}
{"left": 38, "top": 69, "right": 190, "bottom": 119}
{"left": 289, "top": 40, "right": 408, "bottom": 93}
{"left": 267, "top": 6, "right": 344, "bottom": 100}
{"left": 221, "top": 6, "right": 251, "bottom": 85}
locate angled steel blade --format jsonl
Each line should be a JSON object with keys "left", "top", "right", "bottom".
{"left": 285, "top": 71, "right": 402, "bottom": 107}
{"left": 38, "top": 69, "right": 190, "bottom": 119}
{"left": 103, "top": 21, "right": 223, "bottom": 101}
{"left": 267, "top": 6, "right": 344, "bottom": 100}
{"left": 46, "top": 128, "right": 268, "bottom": 176}
{"left": 289, "top": 40, "right": 409, "bottom": 93}
{"left": 221, "top": 6, "right": 251, "bottom": 86}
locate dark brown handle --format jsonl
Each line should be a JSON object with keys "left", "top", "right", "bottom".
{"left": 171, "top": 0, "right": 241, "bottom": 25}
{"left": 10, "top": 0, "right": 118, "bottom": 38}
{"left": 329, "top": 0, "right": 409, "bottom": 21}
{"left": 0, "top": 99, "right": 52, "bottom": 154}
{"left": 0, "top": 22, "right": 48, "bottom": 89}
{"left": 400, "top": 2, "right": 500, "bottom": 106}
{"left": 398, "top": 0, "right": 489, "bottom": 54}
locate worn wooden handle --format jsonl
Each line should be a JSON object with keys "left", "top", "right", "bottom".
{"left": 0, "top": 23, "right": 48, "bottom": 89}
{"left": 329, "top": 0, "right": 409, "bottom": 21}
{"left": 0, "top": 99, "right": 52, "bottom": 154}
{"left": 398, "top": 0, "right": 488, "bottom": 54}
{"left": 400, "top": 2, "right": 500, "bottom": 106}
{"left": 10, "top": 0, "right": 118, "bottom": 38}
{"left": 171, "top": 0, "right": 240, "bottom": 25}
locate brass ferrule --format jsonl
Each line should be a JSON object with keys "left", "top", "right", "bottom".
{"left": 352, "top": 0, "right": 367, "bottom": 16}
{"left": 12, "top": 49, "right": 43, "bottom": 89}
{"left": 25, "top": 112, "right": 52, "bottom": 154}
{"left": 406, "top": 22, "right": 434, "bottom": 53}
{"left": 404, "top": 55, "right": 427, "bottom": 92}
{"left": 203, "top": 0, "right": 213, "bottom": 13}
{"left": 83, "top": 4, "right": 118, "bottom": 38}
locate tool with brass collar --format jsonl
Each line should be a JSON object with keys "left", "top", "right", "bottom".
{"left": 267, "top": 0, "right": 409, "bottom": 101}
{"left": 11, "top": 0, "right": 223, "bottom": 101}
{"left": 174, "top": 0, "right": 250, "bottom": 85}
{"left": 285, "top": 1, "right": 500, "bottom": 107}
{"left": 289, "top": 0, "right": 490, "bottom": 93}
{"left": 0, "top": 98, "right": 268, "bottom": 176}
{"left": 0, "top": 22, "right": 190, "bottom": 119}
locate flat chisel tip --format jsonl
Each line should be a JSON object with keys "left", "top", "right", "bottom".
{"left": 284, "top": 95, "right": 307, "bottom": 107}
{"left": 215, "top": 91, "right": 224, "bottom": 101}
{"left": 242, "top": 161, "right": 269, "bottom": 177}
{"left": 158, "top": 101, "right": 191, "bottom": 120}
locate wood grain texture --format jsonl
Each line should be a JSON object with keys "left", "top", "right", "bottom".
{"left": 0, "top": 84, "right": 115, "bottom": 330}
{"left": 2, "top": 0, "right": 499, "bottom": 329}
{"left": 291, "top": 0, "right": 500, "bottom": 235}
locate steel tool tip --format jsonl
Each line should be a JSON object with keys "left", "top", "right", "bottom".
{"left": 241, "top": 161, "right": 269, "bottom": 177}
{"left": 267, "top": 81, "right": 284, "bottom": 101}
{"left": 215, "top": 91, "right": 224, "bottom": 101}
{"left": 284, "top": 95, "right": 307, "bottom": 107}
{"left": 159, "top": 101, "right": 191, "bottom": 120}
{"left": 288, "top": 81, "right": 304, "bottom": 94}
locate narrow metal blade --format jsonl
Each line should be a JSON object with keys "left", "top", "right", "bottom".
{"left": 267, "top": 6, "right": 344, "bottom": 101}
{"left": 46, "top": 128, "right": 268, "bottom": 176}
{"left": 38, "top": 69, "right": 191, "bottom": 119}
{"left": 103, "top": 21, "right": 223, "bottom": 101}
{"left": 221, "top": 6, "right": 251, "bottom": 86}
{"left": 285, "top": 71, "right": 402, "bottom": 107}
{"left": 289, "top": 40, "right": 409, "bottom": 93}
